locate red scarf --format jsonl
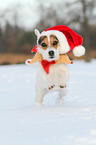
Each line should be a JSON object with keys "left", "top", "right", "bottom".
{"left": 41, "top": 60, "right": 56, "bottom": 74}
{"left": 31, "top": 46, "right": 72, "bottom": 74}
{"left": 31, "top": 46, "right": 56, "bottom": 74}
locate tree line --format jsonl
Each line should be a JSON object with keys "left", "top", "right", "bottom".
{"left": 0, "top": 0, "right": 96, "bottom": 61}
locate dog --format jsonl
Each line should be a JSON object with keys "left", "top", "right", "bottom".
{"left": 26, "top": 25, "right": 85, "bottom": 106}
{"left": 33, "top": 32, "right": 69, "bottom": 105}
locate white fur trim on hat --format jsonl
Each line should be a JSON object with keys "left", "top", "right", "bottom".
{"left": 73, "top": 45, "right": 85, "bottom": 57}
{"left": 41, "top": 30, "right": 70, "bottom": 54}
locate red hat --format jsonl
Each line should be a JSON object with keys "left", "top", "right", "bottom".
{"left": 35, "top": 25, "right": 85, "bottom": 57}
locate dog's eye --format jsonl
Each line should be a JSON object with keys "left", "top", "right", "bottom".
{"left": 41, "top": 43, "right": 47, "bottom": 47}
{"left": 53, "top": 41, "right": 58, "bottom": 46}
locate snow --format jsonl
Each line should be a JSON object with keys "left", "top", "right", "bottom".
{"left": 0, "top": 60, "right": 96, "bottom": 145}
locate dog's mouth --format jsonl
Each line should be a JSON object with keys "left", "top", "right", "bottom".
{"left": 49, "top": 56, "right": 54, "bottom": 59}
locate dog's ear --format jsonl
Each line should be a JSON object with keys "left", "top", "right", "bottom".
{"left": 34, "top": 29, "right": 41, "bottom": 37}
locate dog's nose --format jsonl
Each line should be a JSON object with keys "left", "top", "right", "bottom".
{"left": 48, "top": 51, "right": 54, "bottom": 56}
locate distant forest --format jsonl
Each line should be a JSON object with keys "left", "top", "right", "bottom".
{"left": 0, "top": 0, "right": 96, "bottom": 62}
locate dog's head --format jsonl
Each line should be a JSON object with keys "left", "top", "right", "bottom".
{"left": 35, "top": 29, "right": 60, "bottom": 61}
{"left": 37, "top": 34, "right": 60, "bottom": 61}
{"left": 34, "top": 26, "right": 85, "bottom": 59}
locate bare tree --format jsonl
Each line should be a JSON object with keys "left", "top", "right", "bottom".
{"left": 62, "top": 0, "right": 96, "bottom": 61}
{"left": 34, "top": 2, "right": 68, "bottom": 31}
{"left": 80, "top": 0, "right": 96, "bottom": 61}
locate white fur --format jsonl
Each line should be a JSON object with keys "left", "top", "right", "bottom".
{"left": 37, "top": 35, "right": 60, "bottom": 62}
{"left": 38, "top": 47, "right": 59, "bottom": 62}
{"left": 36, "top": 29, "right": 70, "bottom": 54}
{"left": 35, "top": 63, "right": 69, "bottom": 106}
{"left": 34, "top": 33, "right": 69, "bottom": 105}
{"left": 34, "top": 29, "right": 41, "bottom": 37}
{"left": 73, "top": 45, "right": 85, "bottom": 57}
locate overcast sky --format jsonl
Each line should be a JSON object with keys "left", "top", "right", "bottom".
{"left": 0, "top": 0, "right": 95, "bottom": 30}
{"left": 0, "top": 0, "right": 66, "bottom": 7}
{"left": 0, "top": 0, "right": 70, "bottom": 29}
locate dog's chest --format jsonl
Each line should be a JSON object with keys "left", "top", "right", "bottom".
{"left": 49, "top": 64, "right": 68, "bottom": 81}
{"left": 37, "top": 63, "right": 69, "bottom": 87}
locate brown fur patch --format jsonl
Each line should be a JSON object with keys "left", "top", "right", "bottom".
{"left": 38, "top": 35, "right": 59, "bottom": 50}
{"left": 50, "top": 35, "right": 59, "bottom": 49}
{"left": 38, "top": 36, "right": 48, "bottom": 50}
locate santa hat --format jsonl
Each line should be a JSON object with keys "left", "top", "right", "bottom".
{"left": 35, "top": 25, "right": 85, "bottom": 57}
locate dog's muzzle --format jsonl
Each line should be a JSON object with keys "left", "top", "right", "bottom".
{"left": 48, "top": 50, "right": 54, "bottom": 58}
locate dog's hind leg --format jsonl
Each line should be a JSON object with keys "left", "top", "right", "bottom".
{"left": 58, "top": 88, "right": 67, "bottom": 105}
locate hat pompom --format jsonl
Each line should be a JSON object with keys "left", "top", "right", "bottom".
{"left": 73, "top": 45, "right": 85, "bottom": 57}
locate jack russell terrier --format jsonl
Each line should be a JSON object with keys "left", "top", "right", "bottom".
{"left": 26, "top": 25, "right": 85, "bottom": 106}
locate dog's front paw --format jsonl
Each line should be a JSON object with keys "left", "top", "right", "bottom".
{"left": 35, "top": 103, "right": 43, "bottom": 107}
{"left": 49, "top": 85, "right": 55, "bottom": 90}
{"left": 59, "top": 84, "right": 67, "bottom": 88}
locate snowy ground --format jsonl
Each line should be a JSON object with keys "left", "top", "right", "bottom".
{"left": 0, "top": 60, "right": 96, "bottom": 145}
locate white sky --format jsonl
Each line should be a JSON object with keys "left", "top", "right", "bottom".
{"left": 0, "top": 0, "right": 66, "bottom": 7}
{"left": 0, "top": 0, "right": 71, "bottom": 29}
{"left": 0, "top": 0, "right": 96, "bottom": 30}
